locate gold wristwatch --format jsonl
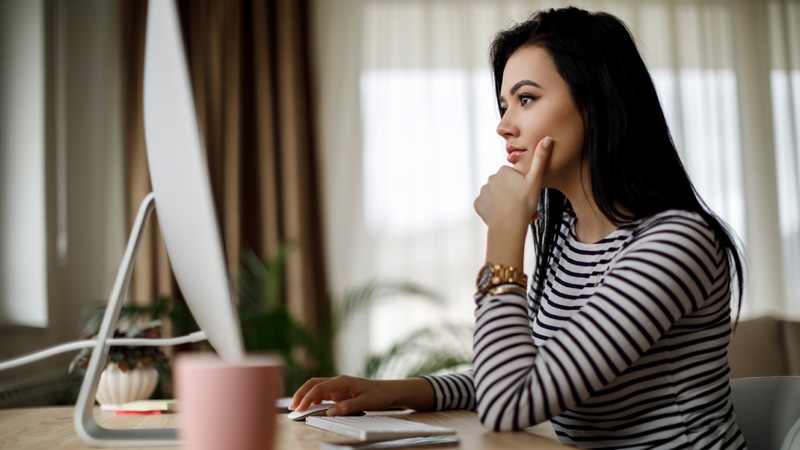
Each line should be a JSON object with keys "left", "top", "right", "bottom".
{"left": 476, "top": 263, "right": 528, "bottom": 295}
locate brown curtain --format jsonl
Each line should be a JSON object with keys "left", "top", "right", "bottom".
{"left": 122, "top": 0, "right": 329, "bottom": 335}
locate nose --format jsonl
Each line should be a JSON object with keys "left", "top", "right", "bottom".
{"left": 496, "top": 110, "right": 518, "bottom": 139}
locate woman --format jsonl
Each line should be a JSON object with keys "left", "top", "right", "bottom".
{"left": 292, "top": 7, "right": 747, "bottom": 448}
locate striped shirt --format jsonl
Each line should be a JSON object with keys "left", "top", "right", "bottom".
{"left": 424, "top": 208, "right": 747, "bottom": 449}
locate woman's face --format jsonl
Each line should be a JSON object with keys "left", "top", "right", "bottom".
{"left": 496, "top": 45, "right": 585, "bottom": 192}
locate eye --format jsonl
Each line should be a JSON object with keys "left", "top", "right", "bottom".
{"left": 520, "top": 94, "right": 538, "bottom": 106}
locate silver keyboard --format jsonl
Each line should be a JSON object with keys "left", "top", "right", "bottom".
{"left": 305, "top": 415, "right": 457, "bottom": 441}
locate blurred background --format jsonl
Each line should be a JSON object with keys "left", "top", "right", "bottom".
{"left": 1, "top": 0, "right": 798, "bottom": 408}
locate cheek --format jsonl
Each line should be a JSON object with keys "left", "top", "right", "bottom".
{"left": 541, "top": 138, "right": 584, "bottom": 188}
{"left": 513, "top": 131, "right": 582, "bottom": 178}
{"left": 547, "top": 112, "right": 584, "bottom": 172}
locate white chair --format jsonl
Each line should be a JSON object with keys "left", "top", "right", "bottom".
{"left": 729, "top": 376, "right": 800, "bottom": 450}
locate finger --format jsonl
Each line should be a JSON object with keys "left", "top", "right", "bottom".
{"left": 525, "top": 136, "right": 553, "bottom": 186}
{"left": 290, "top": 377, "right": 329, "bottom": 410}
{"left": 327, "top": 397, "right": 364, "bottom": 417}
{"left": 296, "top": 383, "right": 338, "bottom": 412}
{"left": 297, "top": 376, "right": 360, "bottom": 412}
{"left": 327, "top": 391, "right": 380, "bottom": 417}
{"left": 290, "top": 378, "right": 321, "bottom": 410}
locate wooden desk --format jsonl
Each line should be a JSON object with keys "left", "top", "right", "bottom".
{"left": 0, "top": 406, "right": 570, "bottom": 449}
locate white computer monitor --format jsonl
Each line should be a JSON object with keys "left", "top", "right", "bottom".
{"left": 142, "top": 0, "right": 245, "bottom": 362}
{"left": 72, "top": 0, "right": 245, "bottom": 446}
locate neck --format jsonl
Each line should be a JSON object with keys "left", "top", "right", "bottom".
{"left": 552, "top": 163, "right": 620, "bottom": 244}
{"left": 566, "top": 188, "right": 618, "bottom": 244}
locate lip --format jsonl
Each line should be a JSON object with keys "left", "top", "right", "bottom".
{"left": 506, "top": 144, "right": 526, "bottom": 164}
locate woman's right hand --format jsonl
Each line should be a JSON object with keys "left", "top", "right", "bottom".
{"left": 473, "top": 136, "right": 553, "bottom": 230}
{"left": 290, "top": 375, "right": 435, "bottom": 417}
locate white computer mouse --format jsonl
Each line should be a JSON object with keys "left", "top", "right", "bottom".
{"left": 287, "top": 403, "right": 333, "bottom": 421}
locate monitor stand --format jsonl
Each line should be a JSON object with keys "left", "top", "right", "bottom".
{"left": 73, "top": 193, "right": 181, "bottom": 447}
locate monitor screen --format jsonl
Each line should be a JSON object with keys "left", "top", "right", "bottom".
{"left": 142, "top": 0, "right": 244, "bottom": 361}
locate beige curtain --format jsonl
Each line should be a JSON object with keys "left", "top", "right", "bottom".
{"left": 123, "top": 0, "right": 329, "bottom": 334}
{"left": 123, "top": 0, "right": 172, "bottom": 308}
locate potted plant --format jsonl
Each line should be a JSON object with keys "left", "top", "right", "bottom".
{"left": 64, "top": 243, "right": 461, "bottom": 405}
{"left": 69, "top": 317, "right": 171, "bottom": 410}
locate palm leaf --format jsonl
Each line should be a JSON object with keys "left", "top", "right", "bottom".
{"left": 363, "top": 322, "right": 473, "bottom": 379}
{"left": 331, "top": 280, "right": 443, "bottom": 336}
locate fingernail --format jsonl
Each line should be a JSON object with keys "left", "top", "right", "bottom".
{"left": 543, "top": 137, "right": 553, "bottom": 149}
{"left": 327, "top": 408, "right": 339, "bottom": 417}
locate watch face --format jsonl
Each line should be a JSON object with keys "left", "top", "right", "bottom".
{"left": 477, "top": 264, "right": 493, "bottom": 292}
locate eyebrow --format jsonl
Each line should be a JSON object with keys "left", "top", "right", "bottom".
{"left": 499, "top": 79, "right": 543, "bottom": 103}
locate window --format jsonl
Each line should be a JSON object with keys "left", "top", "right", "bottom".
{"left": 769, "top": 0, "right": 800, "bottom": 313}
{"left": 0, "top": 0, "right": 48, "bottom": 328}
{"left": 360, "top": 68, "right": 505, "bottom": 354}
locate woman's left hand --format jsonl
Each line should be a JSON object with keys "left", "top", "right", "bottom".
{"left": 474, "top": 136, "right": 553, "bottom": 229}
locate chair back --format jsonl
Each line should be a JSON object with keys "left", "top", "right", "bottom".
{"left": 730, "top": 376, "right": 800, "bottom": 450}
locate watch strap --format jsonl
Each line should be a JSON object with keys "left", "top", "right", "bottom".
{"left": 476, "top": 263, "right": 527, "bottom": 294}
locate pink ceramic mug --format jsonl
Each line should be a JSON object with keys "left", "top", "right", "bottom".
{"left": 175, "top": 353, "right": 282, "bottom": 450}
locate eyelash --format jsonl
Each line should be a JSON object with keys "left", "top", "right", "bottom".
{"left": 520, "top": 94, "right": 538, "bottom": 105}
{"left": 499, "top": 94, "right": 538, "bottom": 116}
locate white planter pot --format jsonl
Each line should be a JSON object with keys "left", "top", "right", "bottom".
{"left": 95, "top": 364, "right": 159, "bottom": 411}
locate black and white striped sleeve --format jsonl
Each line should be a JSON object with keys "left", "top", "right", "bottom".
{"left": 472, "top": 214, "right": 728, "bottom": 430}
{"left": 421, "top": 370, "right": 477, "bottom": 411}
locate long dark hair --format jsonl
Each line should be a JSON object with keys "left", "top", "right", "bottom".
{"left": 489, "top": 7, "right": 744, "bottom": 318}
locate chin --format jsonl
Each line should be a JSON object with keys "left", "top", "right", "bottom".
{"left": 513, "top": 163, "right": 531, "bottom": 174}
